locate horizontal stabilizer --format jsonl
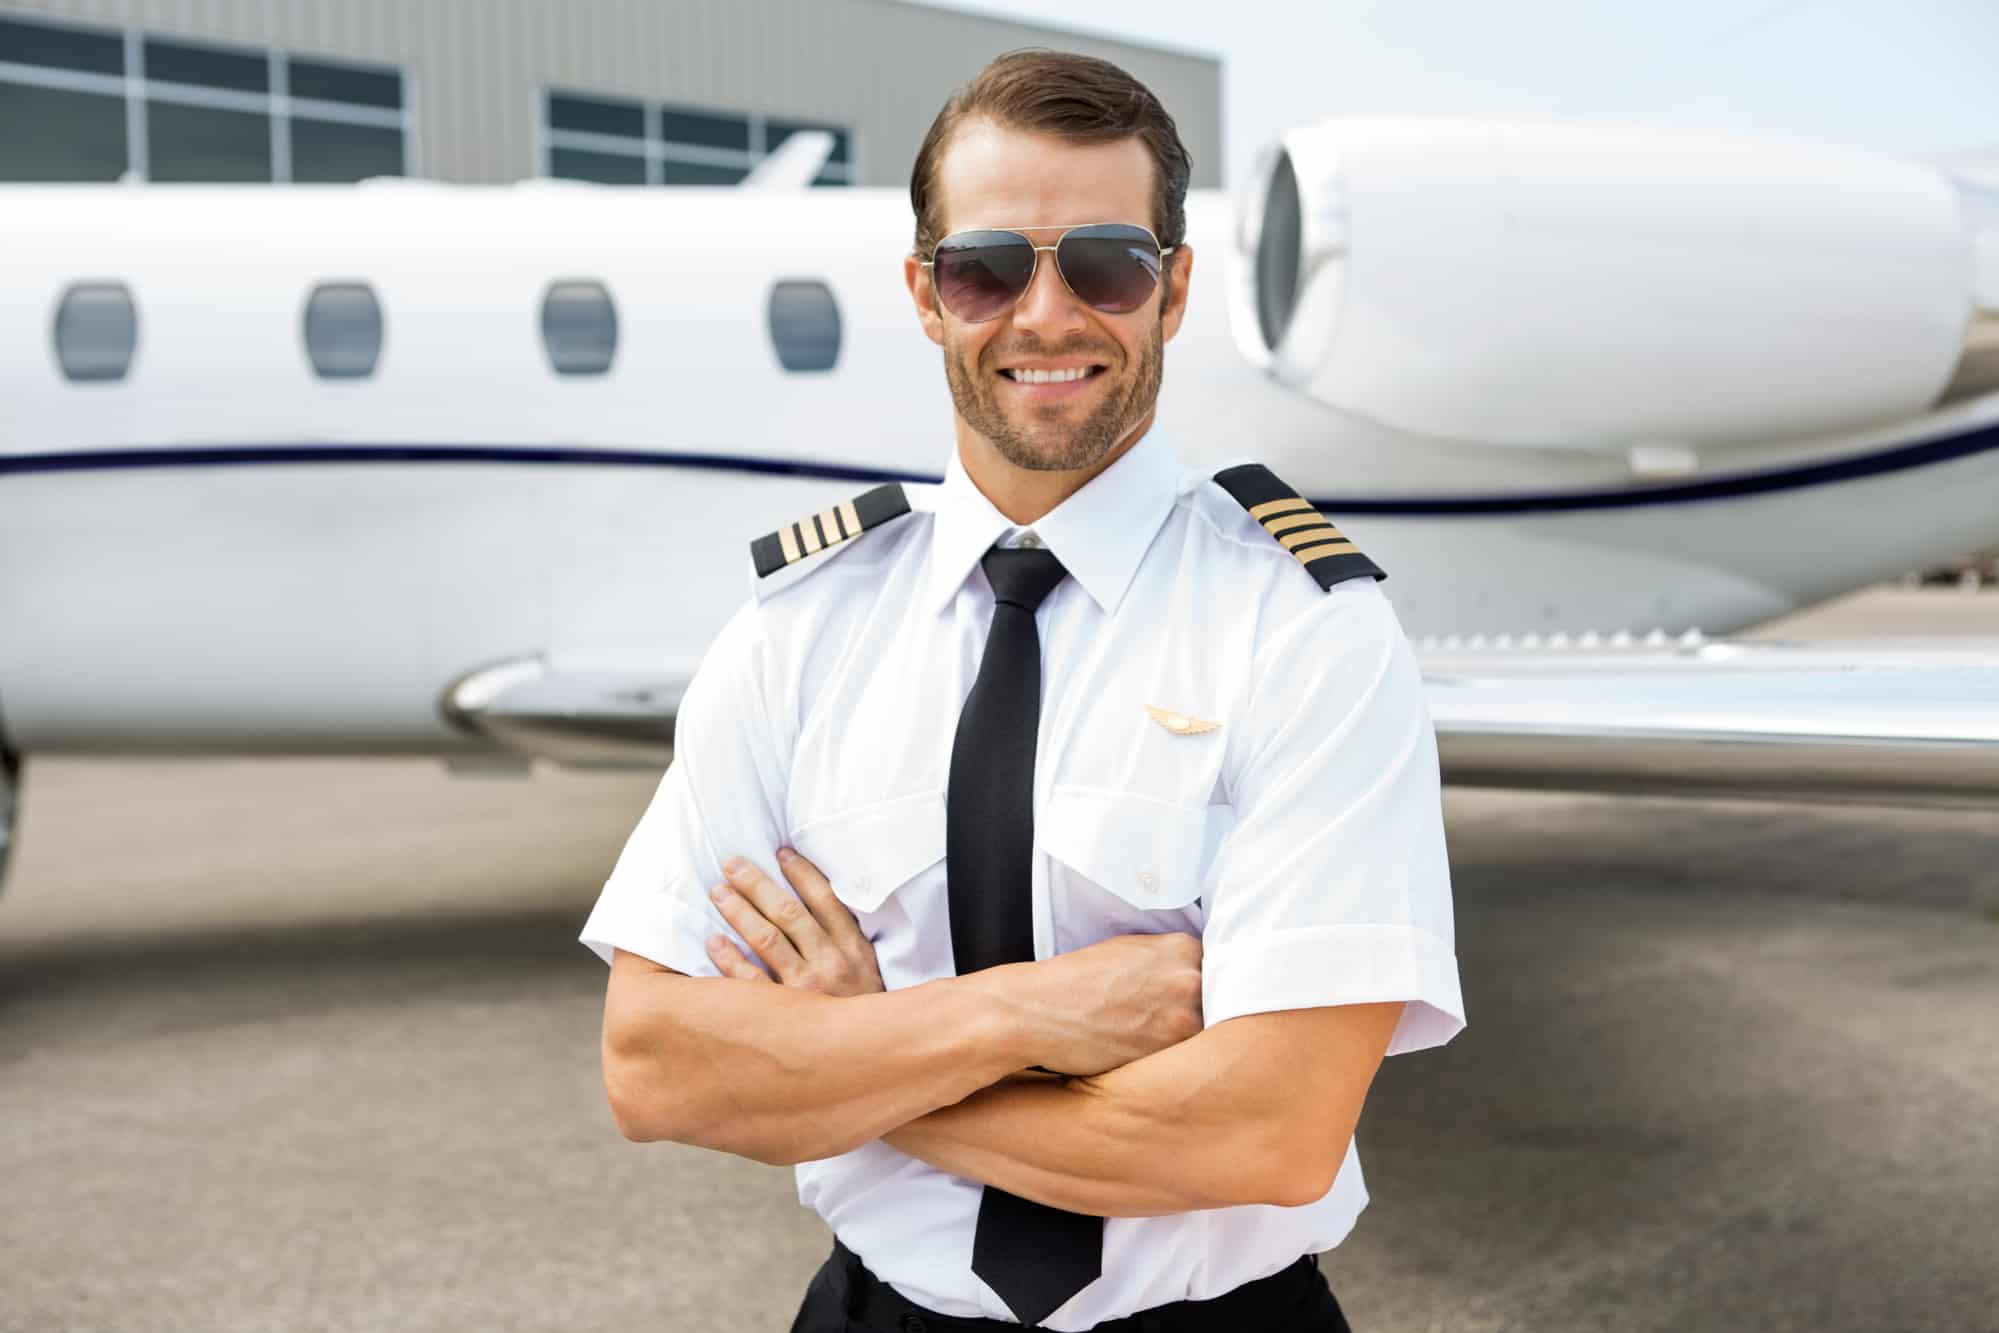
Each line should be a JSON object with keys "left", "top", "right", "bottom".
{"left": 440, "top": 657, "right": 687, "bottom": 769}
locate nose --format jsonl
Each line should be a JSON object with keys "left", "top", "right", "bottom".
{"left": 1008, "top": 244, "right": 1088, "bottom": 339}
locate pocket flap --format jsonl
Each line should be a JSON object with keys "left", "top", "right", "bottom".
{"left": 1042, "top": 785, "right": 1231, "bottom": 910}
{"left": 789, "top": 789, "right": 948, "bottom": 912}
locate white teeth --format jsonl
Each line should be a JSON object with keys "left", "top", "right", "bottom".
{"left": 1004, "top": 366, "right": 1094, "bottom": 384}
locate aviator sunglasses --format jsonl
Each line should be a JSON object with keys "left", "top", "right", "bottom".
{"left": 920, "top": 222, "right": 1176, "bottom": 323}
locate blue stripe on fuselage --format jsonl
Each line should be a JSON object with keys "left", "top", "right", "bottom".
{"left": 4, "top": 418, "right": 1998, "bottom": 515}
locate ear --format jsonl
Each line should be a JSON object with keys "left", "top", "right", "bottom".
{"left": 905, "top": 252, "right": 945, "bottom": 347}
{"left": 1160, "top": 243, "right": 1193, "bottom": 345}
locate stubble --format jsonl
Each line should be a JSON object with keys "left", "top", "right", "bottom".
{"left": 943, "top": 315, "right": 1164, "bottom": 473}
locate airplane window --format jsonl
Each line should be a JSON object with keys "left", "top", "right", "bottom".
{"left": 768, "top": 280, "right": 841, "bottom": 372}
{"left": 303, "top": 282, "right": 383, "bottom": 378}
{"left": 53, "top": 281, "right": 138, "bottom": 382}
{"left": 540, "top": 280, "right": 619, "bottom": 375}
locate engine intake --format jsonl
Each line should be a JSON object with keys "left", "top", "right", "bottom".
{"left": 1230, "top": 118, "right": 1980, "bottom": 451}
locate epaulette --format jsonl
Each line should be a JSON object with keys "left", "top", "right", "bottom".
{"left": 1211, "top": 463, "right": 1386, "bottom": 589}
{"left": 750, "top": 482, "right": 913, "bottom": 579}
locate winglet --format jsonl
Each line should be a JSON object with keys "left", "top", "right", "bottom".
{"left": 741, "top": 130, "right": 835, "bottom": 190}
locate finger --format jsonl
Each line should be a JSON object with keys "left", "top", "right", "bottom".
{"left": 722, "top": 856, "right": 832, "bottom": 960}
{"left": 709, "top": 874, "right": 806, "bottom": 979}
{"left": 777, "top": 847, "right": 870, "bottom": 948}
{"left": 705, "top": 932, "right": 773, "bottom": 982}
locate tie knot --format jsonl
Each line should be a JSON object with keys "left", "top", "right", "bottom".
{"left": 981, "top": 546, "right": 1069, "bottom": 610}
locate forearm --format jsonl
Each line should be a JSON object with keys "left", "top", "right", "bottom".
{"left": 884, "top": 1004, "right": 1405, "bottom": 1215}
{"left": 603, "top": 960, "right": 1037, "bottom": 1166}
{"left": 881, "top": 1023, "right": 1293, "bottom": 1216}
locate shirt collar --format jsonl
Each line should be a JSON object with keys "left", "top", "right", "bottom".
{"left": 923, "top": 424, "right": 1183, "bottom": 617}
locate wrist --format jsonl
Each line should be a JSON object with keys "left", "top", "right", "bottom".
{"left": 956, "top": 961, "right": 1043, "bottom": 1075}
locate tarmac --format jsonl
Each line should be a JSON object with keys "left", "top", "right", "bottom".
{"left": 1, "top": 585, "right": 1996, "bottom": 1332}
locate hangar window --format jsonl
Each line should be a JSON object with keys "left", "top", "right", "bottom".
{"left": 0, "top": 12, "right": 407, "bottom": 183}
{"left": 658, "top": 105, "right": 750, "bottom": 154}
{"left": 0, "top": 15, "right": 122, "bottom": 76}
{"left": 288, "top": 57, "right": 403, "bottom": 112}
{"left": 542, "top": 88, "right": 849, "bottom": 187}
{"left": 541, "top": 280, "right": 619, "bottom": 376}
{"left": 549, "top": 148, "right": 645, "bottom": 185}
{"left": 303, "top": 282, "right": 383, "bottom": 379}
{"left": 53, "top": 281, "right": 139, "bottom": 382}
{"left": 768, "top": 280, "right": 841, "bottom": 372}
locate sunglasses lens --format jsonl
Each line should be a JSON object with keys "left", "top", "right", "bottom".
{"left": 1057, "top": 224, "right": 1164, "bottom": 314}
{"left": 932, "top": 230, "right": 1036, "bottom": 322}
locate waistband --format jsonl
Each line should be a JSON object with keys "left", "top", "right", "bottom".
{"left": 828, "top": 1236, "right": 1325, "bottom": 1332}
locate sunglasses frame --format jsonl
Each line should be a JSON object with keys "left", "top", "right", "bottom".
{"left": 918, "top": 221, "right": 1179, "bottom": 323}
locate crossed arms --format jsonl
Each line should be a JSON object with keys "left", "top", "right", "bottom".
{"left": 599, "top": 848, "right": 1405, "bottom": 1218}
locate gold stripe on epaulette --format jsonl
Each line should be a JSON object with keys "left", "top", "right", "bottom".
{"left": 1277, "top": 525, "right": 1346, "bottom": 550}
{"left": 1263, "top": 511, "right": 1330, "bottom": 536}
{"left": 752, "top": 481, "right": 914, "bottom": 581}
{"left": 1210, "top": 462, "right": 1385, "bottom": 589}
{"left": 1248, "top": 496, "right": 1315, "bottom": 521}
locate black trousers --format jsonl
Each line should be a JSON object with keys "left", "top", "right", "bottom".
{"left": 787, "top": 1236, "right": 1354, "bottom": 1333}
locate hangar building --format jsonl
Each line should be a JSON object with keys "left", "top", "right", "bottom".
{"left": 0, "top": 0, "right": 1222, "bottom": 189}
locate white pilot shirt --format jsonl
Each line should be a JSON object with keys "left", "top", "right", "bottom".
{"left": 580, "top": 423, "right": 1465, "bottom": 1330}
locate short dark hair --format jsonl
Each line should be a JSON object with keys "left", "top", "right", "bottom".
{"left": 908, "top": 48, "right": 1194, "bottom": 267}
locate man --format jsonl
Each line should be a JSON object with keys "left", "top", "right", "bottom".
{"left": 580, "top": 48, "right": 1465, "bottom": 1333}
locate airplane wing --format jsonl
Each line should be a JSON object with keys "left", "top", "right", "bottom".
{"left": 1420, "top": 637, "right": 1999, "bottom": 807}
{"left": 442, "top": 639, "right": 1999, "bottom": 808}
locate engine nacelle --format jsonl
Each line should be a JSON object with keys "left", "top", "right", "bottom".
{"left": 1230, "top": 117, "right": 1979, "bottom": 451}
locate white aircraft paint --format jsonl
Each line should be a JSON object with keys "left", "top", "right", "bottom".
{"left": 3, "top": 119, "right": 1998, "bottom": 760}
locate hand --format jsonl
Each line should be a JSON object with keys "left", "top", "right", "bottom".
{"left": 1006, "top": 931, "right": 1204, "bottom": 1077}
{"left": 704, "top": 849, "right": 886, "bottom": 997}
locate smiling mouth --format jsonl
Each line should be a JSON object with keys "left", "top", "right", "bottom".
{"left": 996, "top": 365, "right": 1109, "bottom": 385}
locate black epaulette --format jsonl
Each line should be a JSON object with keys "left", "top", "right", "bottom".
{"left": 750, "top": 482, "right": 913, "bottom": 578}
{"left": 1212, "top": 463, "right": 1386, "bottom": 589}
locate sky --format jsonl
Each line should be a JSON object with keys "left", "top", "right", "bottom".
{"left": 907, "top": 0, "right": 1999, "bottom": 190}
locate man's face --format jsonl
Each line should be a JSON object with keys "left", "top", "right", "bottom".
{"left": 905, "top": 117, "right": 1193, "bottom": 474}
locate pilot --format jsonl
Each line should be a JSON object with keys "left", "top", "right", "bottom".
{"left": 580, "top": 49, "right": 1465, "bottom": 1333}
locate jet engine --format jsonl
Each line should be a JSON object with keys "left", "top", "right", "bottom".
{"left": 1229, "top": 118, "right": 1994, "bottom": 453}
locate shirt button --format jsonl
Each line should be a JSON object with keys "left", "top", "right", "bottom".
{"left": 1138, "top": 870, "right": 1157, "bottom": 890}
{"left": 1016, "top": 529, "right": 1044, "bottom": 549}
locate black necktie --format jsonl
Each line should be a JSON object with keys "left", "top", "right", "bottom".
{"left": 946, "top": 545, "right": 1102, "bottom": 1327}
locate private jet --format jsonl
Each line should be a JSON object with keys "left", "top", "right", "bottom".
{"left": 4, "top": 119, "right": 1999, "bottom": 889}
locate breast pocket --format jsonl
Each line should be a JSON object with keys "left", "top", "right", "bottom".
{"left": 787, "top": 789, "right": 949, "bottom": 986}
{"left": 1041, "top": 784, "right": 1236, "bottom": 950}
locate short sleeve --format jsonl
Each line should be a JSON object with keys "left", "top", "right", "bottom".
{"left": 1200, "top": 579, "right": 1465, "bottom": 1056}
{"left": 578, "top": 599, "right": 791, "bottom": 977}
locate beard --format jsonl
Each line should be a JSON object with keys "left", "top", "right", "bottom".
{"left": 943, "top": 313, "right": 1164, "bottom": 473}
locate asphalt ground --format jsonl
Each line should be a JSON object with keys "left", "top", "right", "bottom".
{"left": 2, "top": 586, "right": 1997, "bottom": 1332}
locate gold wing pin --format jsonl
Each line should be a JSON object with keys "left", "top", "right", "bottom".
{"left": 1146, "top": 704, "right": 1222, "bottom": 736}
